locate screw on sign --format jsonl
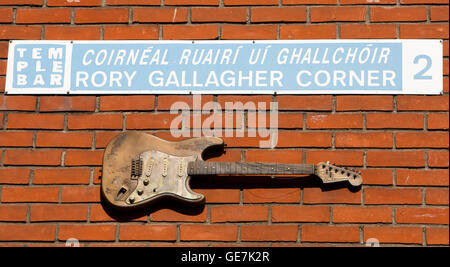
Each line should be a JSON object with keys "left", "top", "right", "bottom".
{"left": 65, "top": 238, "right": 80, "bottom": 247}
{"left": 365, "top": 238, "right": 380, "bottom": 247}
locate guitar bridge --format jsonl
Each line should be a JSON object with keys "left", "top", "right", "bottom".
{"left": 131, "top": 158, "right": 143, "bottom": 180}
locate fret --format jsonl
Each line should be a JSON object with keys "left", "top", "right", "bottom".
{"left": 187, "top": 161, "right": 315, "bottom": 176}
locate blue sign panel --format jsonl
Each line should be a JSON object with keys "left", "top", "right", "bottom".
{"left": 6, "top": 40, "right": 443, "bottom": 94}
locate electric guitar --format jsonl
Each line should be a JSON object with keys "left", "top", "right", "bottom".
{"left": 101, "top": 131, "right": 362, "bottom": 210}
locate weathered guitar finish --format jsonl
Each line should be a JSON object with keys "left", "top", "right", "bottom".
{"left": 101, "top": 132, "right": 362, "bottom": 210}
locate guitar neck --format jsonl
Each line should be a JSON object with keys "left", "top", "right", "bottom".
{"left": 187, "top": 161, "right": 315, "bottom": 176}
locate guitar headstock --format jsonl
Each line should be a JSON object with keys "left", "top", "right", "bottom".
{"left": 315, "top": 161, "right": 362, "bottom": 186}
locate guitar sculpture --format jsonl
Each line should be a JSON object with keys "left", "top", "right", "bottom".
{"left": 101, "top": 132, "right": 362, "bottom": 210}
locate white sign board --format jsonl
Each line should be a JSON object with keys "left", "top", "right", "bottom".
{"left": 5, "top": 40, "right": 443, "bottom": 94}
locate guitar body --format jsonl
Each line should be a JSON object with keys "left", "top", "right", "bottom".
{"left": 101, "top": 131, "right": 223, "bottom": 210}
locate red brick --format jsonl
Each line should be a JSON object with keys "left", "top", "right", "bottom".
{"left": 48, "top": 0, "right": 102, "bottom": 6}
{"left": 371, "top": 7, "right": 427, "bottom": 22}
{"left": 366, "top": 113, "right": 424, "bottom": 129}
{"left": 364, "top": 226, "right": 422, "bottom": 244}
{"left": 165, "top": 0, "right": 218, "bottom": 5}
{"left": 400, "top": 0, "right": 448, "bottom": 3}
{"left": 0, "top": 132, "right": 34, "bottom": 147}
{"left": 157, "top": 95, "right": 214, "bottom": 110}
{"left": 99, "top": 95, "right": 155, "bottom": 111}
{"left": 303, "top": 187, "right": 361, "bottom": 204}
{"left": 75, "top": 8, "right": 129, "bottom": 24}
{"left": 90, "top": 204, "right": 147, "bottom": 222}
{"left": 45, "top": 26, "right": 101, "bottom": 40}
{"left": 0, "top": 25, "right": 42, "bottom": 40}
{"left": 33, "top": 168, "right": 91, "bottom": 185}
{"left": 40, "top": 96, "right": 95, "bottom": 112}
{"left": 428, "top": 113, "right": 449, "bottom": 130}
{"left": 0, "top": 95, "right": 36, "bottom": 111}
{"left": 120, "top": 225, "right": 177, "bottom": 241}
{"left": 0, "top": 77, "right": 4, "bottom": 92}
{"left": 272, "top": 206, "right": 330, "bottom": 222}
{"left": 341, "top": 0, "right": 395, "bottom": 3}
{"left": 0, "top": 42, "right": 8, "bottom": 58}
{"left": 194, "top": 189, "right": 240, "bottom": 203}
{"left": 396, "top": 132, "right": 449, "bottom": 148}
{"left": 64, "top": 150, "right": 103, "bottom": 166}
{"left": 243, "top": 188, "right": 300, "bottom": 203}
{"left": 365, "top": 188, "right": 422, "bottom": 205}
{"left": 278, "top": 95, "right": 332, "bottom": 111}
{"left": 426, "top": 188, "right": 449, "bottom": 205}
{"left": 359, "top": 169, "right": 393, "bottom": 185}
{"left": 1, "top": 186, "right": 59, "bottom": 203}
{"left": 30, "top": 205, "right": 88, "bottom": 222}
{"left": 241, "top": 225, "right": 298, "bottom": 242}
{"left": 95, "top": 132, "right": 121, "bottom": 148}
{"left": 426, "top": 227, "right": 449, "bottom": 245}
{"left": 0, "top": 168, "right": 30, "bottom": 184}
{"left": 59, "top": 224, "right": 116, "bottom": 241}
{"left": 0, "top": 8, "right": 12, "bottom": 23}
{"left": 222, "top": 25, "right": 277, "bottom": 40}
{"left": 246, "top": 150, "right": 302, "bottom": 164}
{"left": 430, "top": 6, "right": 449, "bottom": 22}
{"left": 7, "top": 114, "right": 64, "bottom": 130}
{"left": 106, "top": 0, "right": 160, "bottom": 5}
{"left": 305, "top": 150, "right": 364, "bottom": 166}
{"left": 272, "top": 113, "right": 303, "bottom": 129}
{"left": 302, "top": 225, "right": 359, "bottom": 243}
{"left": 225, "top": 0, "right": 278, "bottom": 4}
{"left": 428, "top": 151, "right": 449, "bottom": 167}
{"left": 280, "top": 25, "right": 337, "bottom": 39}
{"left": 68, "top": 114, "right": 123, "bottom": 130}
{"left": 336, "top": 95, "right": 393, "bottom": 111}
{"left": 0, "top": 0, "right": 43, "bottom": 5}
{"left": 397, "top": 207, "right": 449, "bottom": 225}
{"left": 36, "top": 132, "right": 93, "bottom": 148}
{"left": 333, "top": 206, "right": 392, "bottom": 223}
{"left": 0, "top": 225, "right": 56, "bottom": 241}
{"left": 180, "top": 225, "right": 238, "bottom": 241}
{"left": 307, "top": 114, "right": 363, "bottom": 129}
{"left": 276, "top": 132, "right": 332, "bottom": 148}
{"left": 366, "top": 151, "right": 425, "bottom": 167}
{"left": 133, "top": 7, "right": 188, "bottom": 23}
{"left": 336, "top": 132, "right": 393, "bottom": 148}
{"left": 104, "top": 25, "right": 158, "bottom": 40}
{"left": 283, "top": 0, "right": 337, "bottom": 3}
{"left": 4, "top": 150, "right": 62, "bottom": 166}
{"left": 163, "top": 25, "right": 219, "bottom": 40}
{"left": 211, "top": 206, "right": 268, "bottom": 223}
{"left": 397, "top": 96, "right": 449, "bottom": 111}
{"left": 16, "top": 8, "right": 71, "bottom": 24}
{"left": 192, "top": 7, "right": 247, "bottom": 22}
{"left": 340, "top": 24, "right": 397, "bottom": 39}
{"left": 400, "top": 24, "right": 449, "bottom": 39}
{"left": 397, "top": 169, "right": 449, "bottom": 186}
{"left": 151, "top": 208, "right": 206, "bottom": 222}
{"left": 251, "top": 7, "right": 307, "bottom": 22}
{"left": 0, "top": 205, "right": 28, "bottom": 222}
{"left": 126, "top": 113, "right": 179, "bottom": 129}
{"left": 311, "top": 6, "right": 366, "bottom": 22}
{"left": 61, "top": 186, "right": 100, "bottom": 203}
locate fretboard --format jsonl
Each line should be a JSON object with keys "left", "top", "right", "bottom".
{"left": 187, "top": 161, "right": 315, "bottom": 176}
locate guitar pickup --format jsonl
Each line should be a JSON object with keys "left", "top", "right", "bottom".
{"left": 131, "top": 158, "right": 143, "bottom": 180}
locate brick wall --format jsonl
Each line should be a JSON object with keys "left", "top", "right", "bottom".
{"left": 0, "top": 0, "right": 448, "bottom": 247}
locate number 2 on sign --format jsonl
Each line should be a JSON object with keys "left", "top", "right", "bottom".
{"left": 413, "top": 54, "right": 432, "bottom": 80}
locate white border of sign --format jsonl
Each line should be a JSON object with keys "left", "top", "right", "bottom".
{"left": 5, "top": 39, "right": 443, "bottom": 95}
